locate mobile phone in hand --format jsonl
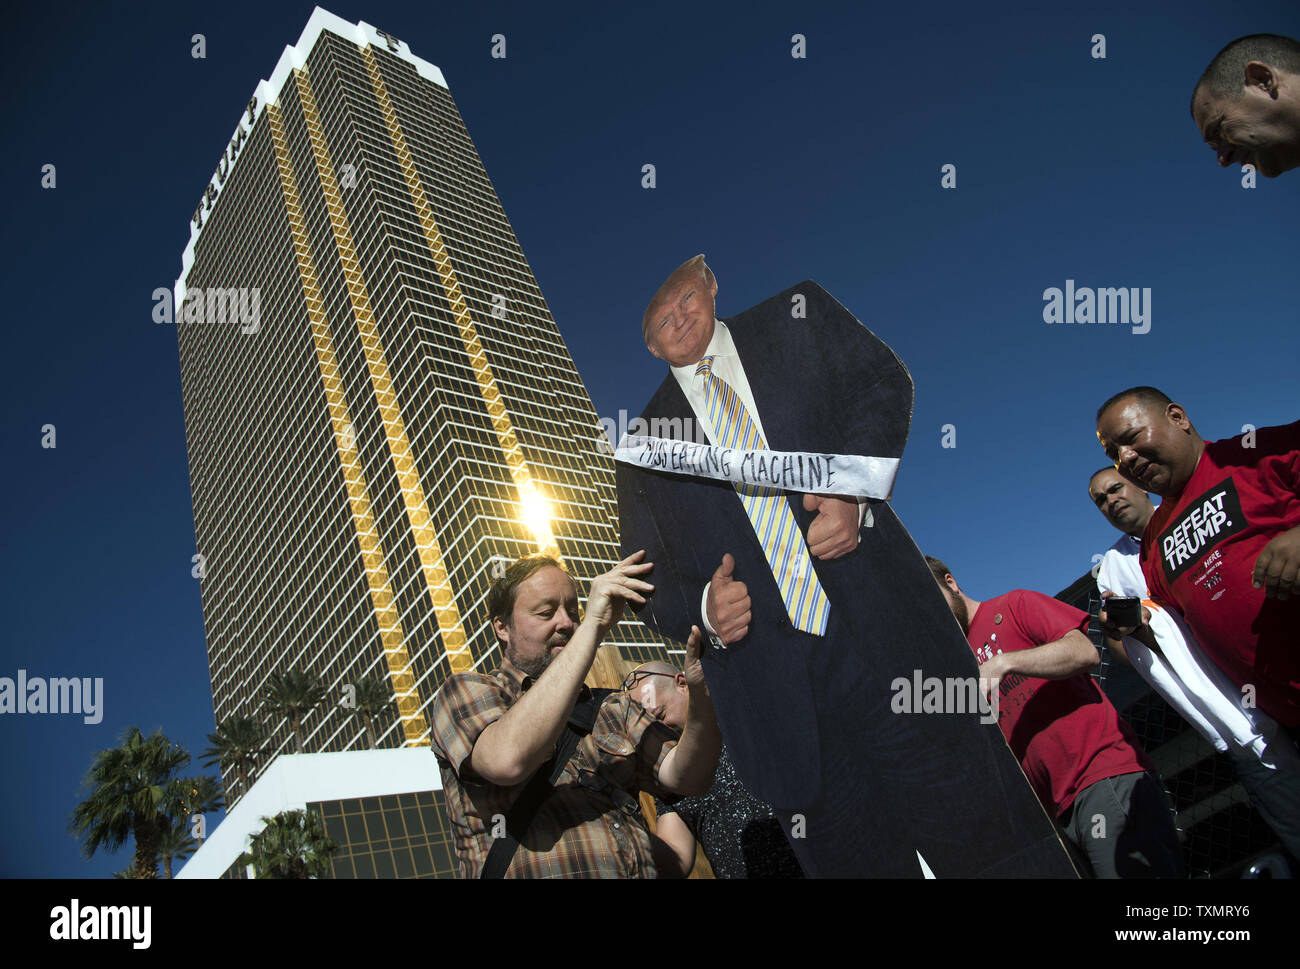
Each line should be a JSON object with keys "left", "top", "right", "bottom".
{"left": 1106, "top": 597, "right": 1141, "bottom": 628}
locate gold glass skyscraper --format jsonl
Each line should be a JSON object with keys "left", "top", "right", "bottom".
{"left": 175, "top": 8, "right": 666, "bottom": 800}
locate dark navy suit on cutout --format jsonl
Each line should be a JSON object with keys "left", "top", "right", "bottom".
{"left": 617, "top": 282, "right": 1077, "bottom": 877}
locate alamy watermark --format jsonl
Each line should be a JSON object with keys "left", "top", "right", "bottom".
{"left": 890, "top": 669, "right": 999, "bottom": 725}
{"left": 1042, "top": 280, "right": 1150, "bottom": 334}
{"left": 153, "top": 286, "right": 261, "bottom": 333}
{"left": 595, "top": 410, "right": 710, "bottom": 455}
{"left": 0, "top": 670, "right": 103, "bottom": 724}
{"left": 50, "top": 900, "right": 150, "bottom": 949}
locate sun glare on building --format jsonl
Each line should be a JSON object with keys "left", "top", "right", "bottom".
{"left": 519, "top": 481, "right": 557, "bottom": 553}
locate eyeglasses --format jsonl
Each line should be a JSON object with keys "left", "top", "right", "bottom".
{"left": 620, "top": 668, "right": 679, "bottom": 693}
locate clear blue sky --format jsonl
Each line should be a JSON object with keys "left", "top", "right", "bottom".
{"left": 2, "top": 0, "right": 1296, "bottom": 876}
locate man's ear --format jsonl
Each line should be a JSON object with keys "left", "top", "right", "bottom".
{"left": 1244, "top": 61, "right": 1279, "bottom": 96}
{"left": 647, "top": 340, "right": 664, "bottom": 361}
{"left": 492, "top": 616, "right": 511, "bottom": 648}
{"left": 944, "top": 573, "right": 961, "bottom": 597}
{"left": 1166, "top": 402, "right": 1191, "bottom": 431}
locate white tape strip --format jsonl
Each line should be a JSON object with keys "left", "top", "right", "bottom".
{"left": 614, "top": 435, "right": 898, "bottom": 499}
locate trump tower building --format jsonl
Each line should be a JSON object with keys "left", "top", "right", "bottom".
{"left": 173, "top": 8, "right": 668, "bottom": 878}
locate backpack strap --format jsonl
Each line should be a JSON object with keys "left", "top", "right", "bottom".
{"left": 479, "top": 688, "right": 613, "bottom": 878}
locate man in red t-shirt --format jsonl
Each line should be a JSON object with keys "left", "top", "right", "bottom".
{"left": 926, "top": 557, "right": 1183, "bottom": 878}
{"left": 1096, "top": 386, "right": 1300, "bottom": 732}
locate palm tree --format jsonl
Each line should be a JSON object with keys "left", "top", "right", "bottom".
{"left": 152, "top": 775, "right": 222, "bottom": 878}
{"left": 201, "top": 716, "right": 264, "bottom": 797}
{"left": 264, "top": 670, "right": 327, "bottom": 754}
{"left": 166, "top": 774, "right": 225, "bottom": 837}
{"left": 69, "top": 727, "right": 190, "bottom": 878}
{"left": 237, "top": 809, "right": 337, "bottom": 878}
{"left": 351, "top": 673, "right": 393, "bottom": 749}
{"left": 156, "top": 819, "right": 199, "bottom": 879}
{"left": 169, "top": 775, "right": 224, "bottom": 819}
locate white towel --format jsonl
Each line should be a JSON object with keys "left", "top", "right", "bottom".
{"left": 1097, "top": 536, "right": 1299, "bottom": 773}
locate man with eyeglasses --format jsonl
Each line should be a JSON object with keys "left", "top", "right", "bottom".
{"left": 624, "top": 662, "right": 804, "bottom": 878}
{"left": 429, "top": 551, "right": 721, "bottom": 878}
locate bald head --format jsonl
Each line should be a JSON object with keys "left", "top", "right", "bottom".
{"left": 642, "top": 254, "right": 718, "bottom": 367}
{"left": 1191, "top": 34, "right": 1300, "bottom": 178}
{"left": 1095, "top": 388, "right": 1204, "bottom": 498}
{"left": 1194, "top": 34, "right": 1300, "bottom": 105}
{"left": 625, "top": 660, "right": 688, "bottom": 729}
{"left": 635, "top": 660, "right": 681, "bottom": 678}
{"left": 1095, "top": 386, "right": 1172, "bottom": 426}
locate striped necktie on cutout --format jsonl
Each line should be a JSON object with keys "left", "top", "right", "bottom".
{"left": 696, "top": 355, "right": 830, "bottom": 635}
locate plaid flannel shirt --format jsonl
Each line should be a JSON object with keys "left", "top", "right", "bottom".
{"left": 430, "top": 657, "right": 679, "bottom": 878}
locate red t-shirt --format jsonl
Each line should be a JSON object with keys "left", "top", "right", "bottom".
{"left": 1140, "top": 421, "right": 1300, "bottom": 727}
{"left": 966, "top": 590, "right": 1149, "bottom": 817}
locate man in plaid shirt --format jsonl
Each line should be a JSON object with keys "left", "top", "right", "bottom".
{"left": 431, "top": 551, "right": 721, "bottom": 878}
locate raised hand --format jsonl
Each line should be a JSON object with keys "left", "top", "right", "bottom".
{"left": 682, "top": 625, "right": 707, "bottom": 690}
{"left": 706, "top": 553, "right": 751, "bottom": 646}
{"left": 1098, "top": 590, "right": 1152, "bottom": 638}
{"left": 585, "top": 550, "right": 656, "bottom": 634}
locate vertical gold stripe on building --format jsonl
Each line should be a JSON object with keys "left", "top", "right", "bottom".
{"left": 267, "top": 100, "right": 431, "bottom": 743}
{"left": 360, "top": 45, "right": 562, "bottom": 562}
{"left": 292, "top": 66, "right": 475, "bottom": 674}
